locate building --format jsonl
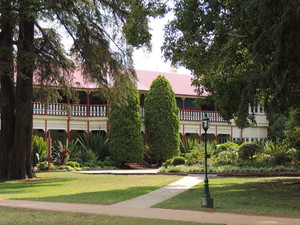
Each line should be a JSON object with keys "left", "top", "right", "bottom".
{"left": 32, "top": 69, "right": 268, "bottom": 143}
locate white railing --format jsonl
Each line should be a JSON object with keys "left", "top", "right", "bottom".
{"left": 33, "top": 102, "right": 226, "bottom": 122}
{"left": 33, "top": 102, "right": 107, "bottom": 117}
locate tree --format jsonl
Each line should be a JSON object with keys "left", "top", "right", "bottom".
{"left": 162, "top": 0, "right": 300, "bottom": 127}
{"left": 109, "top": 74, "right": 144, "bottom": 166}
{"left": 144, "top": 75, "right": 180, "bottom": 162}
{"left": 0, "top": 0, "right": 166, "bottom": 179}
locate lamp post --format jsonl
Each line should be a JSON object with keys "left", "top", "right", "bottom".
{"left": 201, "top": 113, "right": 214, "bottom": 208}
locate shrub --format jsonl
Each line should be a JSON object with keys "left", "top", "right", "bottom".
{"left": 109, "top": 75, "right": 144, "bottom": 166}
{"left": 77, "top": 149, "right": 98, "bottom": 163}
{"left": 162, "top": 159, "right": 173, "bottom": 167}
{"left": 172, "top": 156, "right": 186, "bottom": 166}
{"left": 238, "top": 142, "right": 262, "bottom": 161}
{"left": 185, "top": 150, "right": 205, "bottom": 165}
{"left": 144, "top": 75, "right": 180, "bottom": 162}
{"left": 36, "top": 161, "right": 55, "bottom": 171}
{"left": 58, "top": 165, "right": 74, "bottom": 171}
{"left": 213, "top": 148, "right": 238, "bottom": 165}
{"left": 96, "top": 161, "right": 105, "bottom": 168}
{"left": 66, "top": 161, "right": 81, "bottom": 168}
{"left": 213, "top": 142, "right": 239, "bottom": 156}
{"left": 82, "top": 162, "right": 93, "bottom": 167}
{"left": 32, "top": 136, "right": 47, "bottom": 166}
{"left": 103, "top": 161, "right": 111, "bottom": 167}
{"left": 77, "top": 133, "right": 110, "bottom": 161}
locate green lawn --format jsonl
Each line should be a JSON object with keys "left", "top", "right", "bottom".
{"left": 0, "top": 207, "right": 215, "bottom": 225}
{"left": 154, "top": 177, "right": 300, "bottom": 217}
{"left": 0, "top": 172, "right": 181, "bottom": 204}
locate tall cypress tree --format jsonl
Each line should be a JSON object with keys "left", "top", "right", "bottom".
{"left": 109, "top": 75, "right": 144, "bottom": 166}
{"left": 144, "top": 75, "right": 180, "bottom": 162}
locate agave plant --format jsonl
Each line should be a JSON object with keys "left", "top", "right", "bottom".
{"left": 77, "top": 133, "right": 109, "bottom": 161}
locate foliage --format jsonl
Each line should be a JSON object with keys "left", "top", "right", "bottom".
{"left": 109, "top": 76, "right": 144, "bottom": 165}
{"left": 51, "top": 141, "right": 70, "bottom": 166}
{"left": 185, "top": 150, "right": 205, "bottom": 166}
{"left": 284, "top": 109, "right": 300, "bottom": 149}
{"left": 213, "top": 148, "right": 238, "bottom": 165}
{"left": 238, "top": 142, "right": 262, "bottom": 161}
{"left": 172, "top": 156, "right": 186, "bottom": 166}
{"left": 213, "top": 142, "right": 239, "bottom": 156}
{"left": 268, "top": 113, "right": 288, "bottom": 141}
{"left": 163, "top": 0, "right": 300, "bottom": 126}
{"left": 180, "top": 138, "right": 198, "bottom": 154}
{"left": 0, "top": 0, "right": 166, "bottom": 179}
{"left": 77, "top": 133, "right": 109, "bottom": 161}
{"left": 32, "top": 136, "right": 47, "bottom": 166}
{"left": 77, "top": 149, "right": 98, "bottom": 164}
{"left": 36, "top": 161, "right": 56, "bottom": 171}
{"left": 65, "top": 161, "right": 81, "bottom": 168}
{"left": 144, "top": 75, "right": 180, "bottom": 162}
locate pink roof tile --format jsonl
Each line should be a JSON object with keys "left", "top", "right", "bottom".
{"left": 136, "top": 70, "right": 208, "bottom": 97}
{"left": 34, "top": 67, "right": 208, "bottom": 97}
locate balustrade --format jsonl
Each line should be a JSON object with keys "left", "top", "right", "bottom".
{"left": 32, "top": 102, "right": 226, "bottom": 122}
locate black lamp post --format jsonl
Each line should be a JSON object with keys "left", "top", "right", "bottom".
{"left": 201, "top": 113, "right": 214, "bottom": 208}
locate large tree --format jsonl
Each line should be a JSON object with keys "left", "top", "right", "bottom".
{"left": 0, "top": 0, "right": 165, "bottom": 179}
{"left": 162, "top": 0, "right": 300, "bottom": 127}
{"left": 109, "top": 74, "right": 144, "bottom": 166}
{"left": 144, "top": 75, "right": 180, "bottom": 162}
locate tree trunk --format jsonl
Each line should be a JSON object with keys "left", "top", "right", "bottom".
{"left": 0, "top": 0, "right": 15, "bottom": 179}
{"left": 9, "top": 1, "right": 36, "bottom": 179}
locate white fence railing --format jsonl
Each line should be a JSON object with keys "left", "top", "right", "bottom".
{"left": 33, "top": 103, "right": 226, "bottom": 122}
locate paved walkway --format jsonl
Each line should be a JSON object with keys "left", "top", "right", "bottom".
{"left": 0, "top": 170, "right": 300, "bottom": 225}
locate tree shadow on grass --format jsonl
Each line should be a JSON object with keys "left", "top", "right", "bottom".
{"left": 18, "top": 186, "right": 162, "bottom": 205}
{"left": 155, "top": 177, "right": 300, "bottom": 217}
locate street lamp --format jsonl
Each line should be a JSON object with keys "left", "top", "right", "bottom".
{"left": 201, "top": 113, "right": 214, "bottom": 208}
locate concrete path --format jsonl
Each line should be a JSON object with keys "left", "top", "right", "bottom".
{"left": 76, "top": 169, "right": 159, "bottom": 175}
{"left": 112, "top": 174, "right": 204, "bottom": 208}
{"left": 0, "top": 199, "right": 300, "bottom": 225}
{"left": 1, "top": 171, "right": 300, "bottom": 224}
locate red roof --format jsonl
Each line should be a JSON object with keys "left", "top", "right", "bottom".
{"left": 34, "top": 67, "right": 207, "bottom": 97}
{"left": 136, "top": 70, "right": 207, "bottom": 97}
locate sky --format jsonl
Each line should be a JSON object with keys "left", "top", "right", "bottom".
{"left": 132, "top": 14, "right": 191, "bottom": 75}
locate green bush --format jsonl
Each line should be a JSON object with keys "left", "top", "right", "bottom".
{"left": 213, "top": 148, "right": 238, "bottom": 165}
{"left": 144, "top": 75, "right": 180, "bottom": 162}
{"left": 77, "top": 149, "right": 98, "bottom": 163}
{"left": 238, "top": 142, "right": 262, "bottom": 161}
{"left": 172, "top": 156, "right": 186, "bottom": 166}
{"left": 213, "top": 142, "right": 239, "bottom": 156}
{"left": 32, "top": 136, "right": 47, "bottom": 166}
{"left": 96, "top": 161, "right": 105, "bottom": 168}
{"left": 103, "top": 161, "right": 111, "bottom": 167}
{"left": 109, "top": 75, "right": 144, "bottom": 166}
{"left": 82, "top": 162, "right": 93, "bottom": 167}
{"left": 66, "top": 161, "right": 81, "bottom": 168}
{"left": 185, "top": 150, "right": 205, "bottom": 165}
{"left": 77, "top": 133, "right": 110, "bottom": 161}
{"left": 36, "top": 161, "right": 55, "bottom": 171}
{"left": 162, "top": 159, "right": 173, "bottom": 167}
{"left": 58, "top": 165, "right": 74, "bottom": 171}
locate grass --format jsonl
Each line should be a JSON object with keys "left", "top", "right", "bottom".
{"left": 0, "top": 207, "right": 215, "bottom": 225}
{"left": 154, "top": 177, "right": 300, "bottom": 217}
{"left": 0, "top": 172, "right": 181, "bottom": 204}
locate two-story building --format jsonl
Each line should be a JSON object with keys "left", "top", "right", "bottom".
{"left": 32, "top": 68, "right": 269, "bottom": 143}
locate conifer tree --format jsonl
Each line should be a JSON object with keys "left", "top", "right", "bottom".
{"left": 144, "top": 75, "right": 180, "bottom": 162}
{"left": 109, "top": 75, "right": 144, "bottom": 166}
